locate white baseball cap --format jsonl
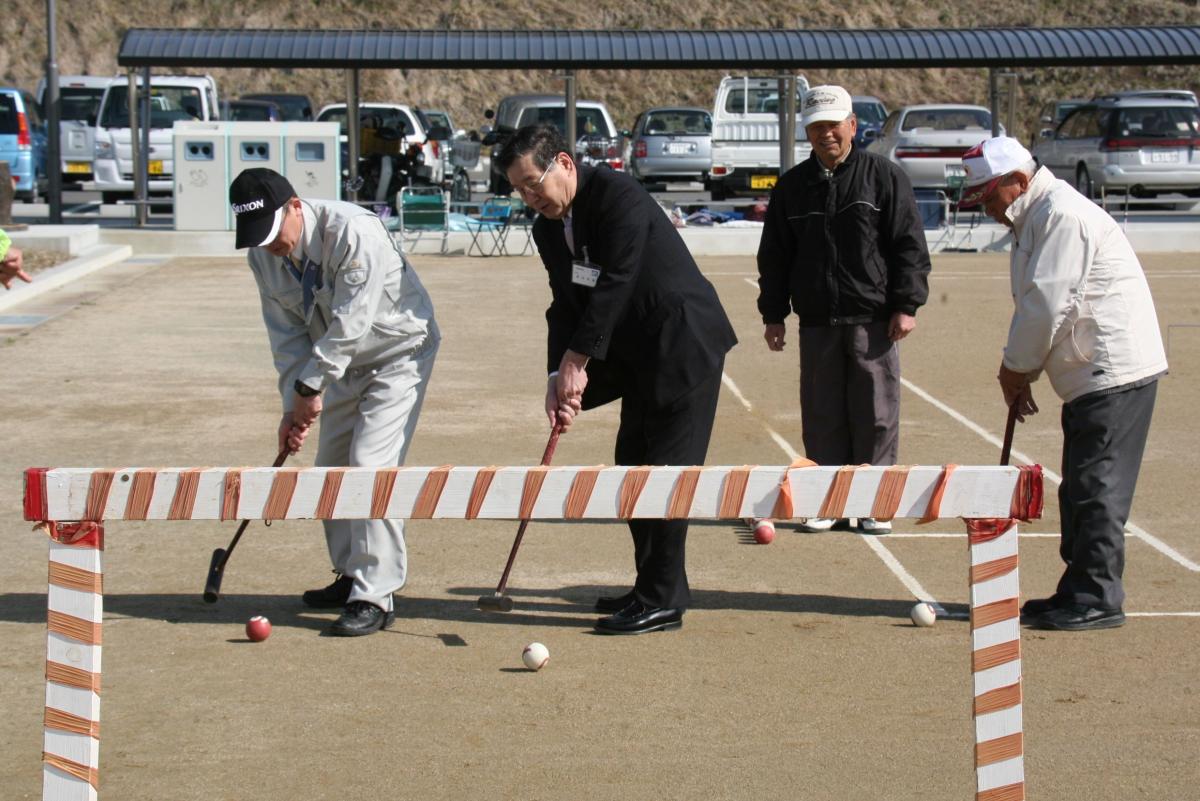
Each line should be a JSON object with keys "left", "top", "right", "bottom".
{"left": 801, "top": 85, "right": 853, "bottom": 127}
{"left": 960, "top": 137, "right": 1034, "bottom": 205}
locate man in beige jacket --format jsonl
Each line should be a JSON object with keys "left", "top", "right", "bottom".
{"left": 961, "top": 137, "right": 1167, "bottom": 631}
{"left": 231, "top": 168, "right": 440, "bottom": 636}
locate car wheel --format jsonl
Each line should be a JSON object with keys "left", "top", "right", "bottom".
{"left": 101, "top": 191, "right": 124, "bottom": 205}
{"left": 710, "top": 180, "right": 728, "bottom": 201}
{"left": 1075, "top": 165, "right": 1095, "bottom": 200}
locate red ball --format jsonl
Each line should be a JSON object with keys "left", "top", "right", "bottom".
{"left": 245, "top": 615, "right": 271, "bottom": 642}
{"left": 753, "top": 519, "right": 775, "bottom": 545}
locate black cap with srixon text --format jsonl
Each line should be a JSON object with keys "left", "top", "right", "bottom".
{"left": 229, "top": 168, "right": 296, "bottom": 249}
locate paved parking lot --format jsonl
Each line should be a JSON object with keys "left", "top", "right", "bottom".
{"left": 0, "top": 249, "right": 1197, "bottom": 800}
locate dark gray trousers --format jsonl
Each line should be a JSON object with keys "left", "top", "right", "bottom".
{"left": 798, "top": 321, "right": 900, "bottom": 466}
{"left": 1056, "top": 380, "right": 1158, "bottom": 610}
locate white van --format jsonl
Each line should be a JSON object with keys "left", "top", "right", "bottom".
{"left": 708, "top": 76, "right": 812, "bottom": 200}
{"left": 91, "top": 75, "right": 220, "bottom": 202}
{"left": 35, "top": 75, "right": 114, "bottom": 183}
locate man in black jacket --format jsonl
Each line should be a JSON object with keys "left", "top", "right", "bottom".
{"left": 757, "top": 85, "right": 930, "bottom": 535}
{"left": 497, "top": 124, "right": 737, "bottom": 635}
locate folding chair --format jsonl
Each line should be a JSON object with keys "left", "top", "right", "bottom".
{"left": 503, "top": 198, "right": 538, "bottom": 256}
{"left": 396, "top": 186, "right": 449, "bottom": 254}
{"left": 465, "top": 196, "right": 515, "bottom": 257}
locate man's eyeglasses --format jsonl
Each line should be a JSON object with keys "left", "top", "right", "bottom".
{"left": 516, "top": 159, "right": 557, "bottom": 196}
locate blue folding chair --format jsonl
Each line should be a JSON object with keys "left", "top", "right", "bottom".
{"left": 464, "top": 196, "right": 515, "bottom": 257}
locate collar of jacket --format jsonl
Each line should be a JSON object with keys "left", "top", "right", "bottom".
{"left": 1006, "top": 166, "right": 1056, "bottom": 240}
{"left": 802, "top": 145, "right": 860, "bottom": 187}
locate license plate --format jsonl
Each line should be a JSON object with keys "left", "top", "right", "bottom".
{"left": 1149, "top": 150, "right": 1180, "bottom": 163}
{"left": 148, "top": 160, "right": 164, "bottom": 175}
{"left": 750, "top": 175, "right": 777, "bottom": 190}
{"left": 65, "top": 162, "right": 90, "bottom": 174}
{"left": 667, "top": 142, "right": 692, "bottom": 154}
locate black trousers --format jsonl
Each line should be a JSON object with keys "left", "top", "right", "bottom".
{"left": 798, "top": 321, "right": 900, "bottom": 466}
{"left": 1056, "top": 380, "right": 1158, "bottom": 610}
{"left": 614, "top": 363, "right": 724, "bottom": 610}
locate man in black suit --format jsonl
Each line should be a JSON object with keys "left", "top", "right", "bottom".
{"left": 497, "top": 124, "right": 737, "bottom": 635}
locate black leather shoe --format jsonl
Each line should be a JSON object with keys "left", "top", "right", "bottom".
{"left": 328, "top": 601, "right": 395, "bottom": 637}
{"left": 1032, "top": 603, "right": 1125, "bottom": 631}
{"left": 302, "top": 574, "right": 354, "bottom": 608}
{"left": 594, "top": 590, "right": 636, "bottom": 613}
{"left": 595, "top": 600, "right": 684, "bottom": 635}
{"left": 1019, "top": 595, "right": 1064, "bottom": 623}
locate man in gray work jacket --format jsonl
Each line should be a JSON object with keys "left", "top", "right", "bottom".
{"left": 757, "top": 85, "right": 930, "bottom": 535}
{"left": 230, "top": 168, "right": 440, "bottom": 636}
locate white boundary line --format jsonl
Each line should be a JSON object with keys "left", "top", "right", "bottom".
{"left": 901, "top": 377, "right": 1200, "bottom": 573}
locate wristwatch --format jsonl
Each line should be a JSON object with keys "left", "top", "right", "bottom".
{"left": 293, "top": 379, "right": 321, "bottom": 398}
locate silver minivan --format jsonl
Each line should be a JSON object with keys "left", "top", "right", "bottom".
{"left": 628, "top": 107, "right": 711, "bottom": 184}
{"left": 1032, "top": 96, "right": 1200, "bottom": 199}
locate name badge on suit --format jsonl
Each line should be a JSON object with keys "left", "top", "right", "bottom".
{"left": 571, "top": 245, "right": 601, "bottom": 288}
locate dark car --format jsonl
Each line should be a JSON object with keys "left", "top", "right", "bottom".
{"left": 241, "top": 93, "right": 313, "bottom": 121}
{"left": 852, "top": 95, "right": 888, "bottom": 147}
{"left": 223, "top": 99, "right": 282, "bottom": 122}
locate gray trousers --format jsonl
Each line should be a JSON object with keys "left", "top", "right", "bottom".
{"left": 316, "top": 334, "right": 439, "bottom": 611}
{"left": 799, "top": 321, "right": 900, "bottom": 466}
{"left": 1056, "top": 380, "right": 1158, "bottom": 611}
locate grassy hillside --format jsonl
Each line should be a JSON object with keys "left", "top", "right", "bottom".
{"left": 5, "top": 1, "right": 1199, "bottom": 141}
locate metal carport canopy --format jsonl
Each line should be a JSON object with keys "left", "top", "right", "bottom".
{"left": 117, "top": 27, "right": 1200, "bottom": 70}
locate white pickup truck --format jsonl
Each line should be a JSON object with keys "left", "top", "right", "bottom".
{"left": 36, "top": 75, "right": 114, "bottom": 185}
{"left": 91, "top": 75, "right": 220, "bottom": 203}
{"left": 707, "top": 76, "right": 813, "bottom": 200}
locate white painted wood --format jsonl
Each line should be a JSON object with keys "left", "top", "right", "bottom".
{"left": 976, "top": 756, "right": 1026, "bottom": 791}
{"left": 970, "top": 523, "right": 1020, "bottom": 566}
{"left": 975, "top": 704, "right": 1024, "bottom": 742}
{"left": 143, "top": 471, "right": 178, "bottom": 520}
{"left": 973, "top": 661, "right": 1023, "bottom": 697}
{"left": 99, "top": 469, "right": 135, "bottom": 520}
{"left": 49, "top": 543, "right": 102, "bottom": 573}
{"left": 47, "top": 634, "right": 101, "bottom": 675}
{"left": 35, "top": 465, "right": 1029, "bottom": 521}
{"left": 972, "top": 618, "right": 1021, "bottom": 651}
{"left": 43, "top": 730, "right": 98, "bottom": 766}
{"left": 970, "top": 569, "right": 1021, "bottom": 609}
{"left": 47, "top": 586, "right": 102, "bottom": 623}
{"left": 42, "top": 767, "right": 97, "bottom": 800}
{"left": 45, "top": 680, "right": 100, "bottom": 722}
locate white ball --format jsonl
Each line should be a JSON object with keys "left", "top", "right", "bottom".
{"left": 522, "top": 642, "right": 550, "bottom": 671}
{"left": 910, "top": 602, "right": 937, "bottom": 627}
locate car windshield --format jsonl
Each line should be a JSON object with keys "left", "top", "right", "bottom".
{"left": 100, "top": 86, "right": 204, "bottom": 128}
{"left": 853, "top": 101, "right": 887, "bottom": 125}
{"left": 1114, "top": 106, "right": 1200, "bottom": 138}
{"left": 517, "top": 106, "right": 614, "bottom": 138}
{"left": 60, "top": 87, "right": 105, "bottom": 122}
{"left": 425, "top": 111, "right": 452, "bottom": 130}
{"left": 319, "top": 107, "right": 414, "bottom": 136}
{"left": 901, "top": 108, "right": 991, "bottom": 131}
{"left": 230, "top": 104, "right": 275, "bottom": 122}
{"left": 725, "top": 86, "right": 803, "bottom": 114}
{"left": 643, "top": 110, "right": 710, "bottom": 135}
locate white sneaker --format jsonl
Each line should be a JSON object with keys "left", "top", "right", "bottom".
{"left": 798, "top": 517, "right": 836, "bottom": 532}
{"left": 858, "top": 517, "right": 892, "bottom": 535}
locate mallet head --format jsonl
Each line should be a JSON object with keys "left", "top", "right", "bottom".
{"left": 476, "top": 594, "right": 514, "bottom": 613}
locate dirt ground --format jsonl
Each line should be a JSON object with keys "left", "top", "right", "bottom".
{"left": 1, "top": 247, "right": 1198, "bottom": 800}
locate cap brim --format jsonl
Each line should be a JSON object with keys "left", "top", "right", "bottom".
{"left": 234, "top": 206, "right": 284, "bottom": 249}
{"left": 802, "top": 109, "right": 851, "bottom": 127}
{"left": 959, "top": 175, "right": 1003, "bottom": 207}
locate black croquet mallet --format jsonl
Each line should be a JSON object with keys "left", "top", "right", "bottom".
{"left": 203, "top": 447, "right": 289, "bottom": 603}
{"left": 477, "top": 424, "right": 563, "bottom": 612}
{"left": 1000, "top": 399, "right": 1020, "bottom": 467}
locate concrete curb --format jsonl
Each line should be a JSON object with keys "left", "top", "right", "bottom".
{"left": 0, "top": 243, "right": 134, "bottom": 314}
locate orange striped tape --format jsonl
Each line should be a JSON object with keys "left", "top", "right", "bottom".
{"left": 44, "top": 707, "right": 99, "bottom": 738}
{"left": 48, "top": 561, "right": 102, "bottom": 594}
{"left": 46, "top": 661, "right": 101, "bottom": 693}
{"left": 42, "top": 752, "right": 98, "bottom": 789}
{"left": 47, "top": 611, "right": 101, "bottom": 646}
